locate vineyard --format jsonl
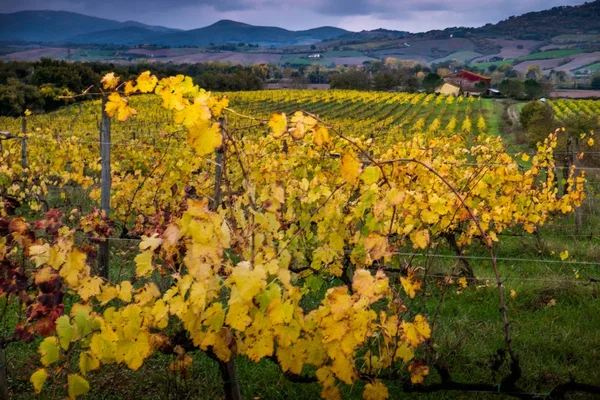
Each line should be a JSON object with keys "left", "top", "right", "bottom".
{"left": 0, "top": 76, "right": 599, "bottom": 400}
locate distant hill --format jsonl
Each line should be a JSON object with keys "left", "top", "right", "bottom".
{"left": 424, "top": 1, "right": 600, "bottom": 40}
{"left": 153, "top": 20, "right": 349, "bottom": 46}
{"left": 0, "top": 10, "right": 178, "bottom": 43}
{"left": 0, "top": 12, "right": 348, "bottom": 47}
{"left": 66, "top": 27, "right": 163, "bottom": 46}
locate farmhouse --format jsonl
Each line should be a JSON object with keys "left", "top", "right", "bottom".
{"left": 435, "top": 82, "right": 461, "bottom": 96}
{"left": 442, "top": 70, "right": 491, "bottom": 96}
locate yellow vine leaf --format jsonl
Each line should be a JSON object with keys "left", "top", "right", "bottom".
{"left": 38, "top": 337, "right": 60, "bottom": 366}
{"left": 29, "top": 243, "right": 50, "bottom": 267}
{"left": 187, "top": 121, "right": 222, "bottom": 156}
{"left": 268, "top": 113, "right": 287, "bottom": 138}
{"left": 401, "top": 315, "right": 431, "bottom": 347}
{"left": 352, "top": 269, "right": 388, "bottom": 303}
{"left": 174, "top": 100, "right": 211, "bottom": 128}
{"left": 24, "top": 108, "right": 32, "bottom": 116}
{"left": 341, "top": 153, "right": 360, "bottom": 186}
{"left": 124, "top": 81, "right": 136, "bottom": 96}
{"left": 364, "top": 233, "right": 388, "bottom": 263}
{"left": 67, "top": 374, "right": 90, "bottom": 400}
{"left": 363, "top": 379, "right": 389, "bottom": 400}
{"left": 395, "top": 343, "right": 414, "bottom": 363}
{"left": 313, "top": 125, "right": 330, "bottom": 146}
{"left": 119, "top": 281, "right": 133, "bottom": 302}
{"left": 400, "top": 273, "right": 422, "bottom": 299}
{"left": 408, "top": 360, "right": 429, "bottom": 384}
{"left": 136, "top": 71, "right": 158, "bottom": 93}
{"left": 457, "top": 277, "right": 468, "bottom": 289}
{"left": 78, "top": 276, "right": 102, "bottom": 301}
{"left": 104, "top": 92, "right": 137, "bottom": 122}
{"left": 79, "top": 352, "right": 100, "bottom": 376}
{"left": 56, "top": 315, "right": 74, "bottom": 350}
{"left": 30, "top": 368, "right": 48, "bottom": 394}
{"left": 101, "top": 72, "right": 120, "bottom": 90}
{"left": 135, "top": 250, "right": 154, "bottom": 277}
{"left": 588, "top": 138, "right": 595, "bottom": 147}
{"left": 560, "top": 250, "right": 569, "bottom": 260}
{"left": 98, "top": 285, "right": 119, "bottom": 305}
{"left": 276, "top": 344, "right": 305, "bottom": 375}
{"left": 411, "top": 229, "right": 430, "bottom": 250}
{"left": 140, "top": 233, "right": 163, "bottom": 251}
{"left": 361, "top": 166, "right": 380, "bottom": 185}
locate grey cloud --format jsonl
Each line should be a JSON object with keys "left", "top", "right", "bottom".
{"left": 0, "top": 0, "right": 590, "bottom": 31}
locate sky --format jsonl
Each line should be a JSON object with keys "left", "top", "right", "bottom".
{"left": 0, "top": 0, "right": 588, "bottom": 32}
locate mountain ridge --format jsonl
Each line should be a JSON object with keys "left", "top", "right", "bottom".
{"left": 0, "top": 10, "right": 179, "bottom": 42}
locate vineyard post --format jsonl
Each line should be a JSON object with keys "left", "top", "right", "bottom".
{"left": 21, "top": 116, "right": 27, "bottom": 169}
{"left": 210, "top": 117, "right": 242, "bottom": 400}
{"left": 98, "top": 96, "right": 111, "bottom": 279}
{"left": 0, "top": 343, "right": 8, "bottom": 400}
{"left": 152, "top": 137, "right": 156, "bottom": 164}
{"left": 574, "top": 135, "right": 582, "bottom": 232}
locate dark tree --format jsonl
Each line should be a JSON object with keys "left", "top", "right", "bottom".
{"left": 330, "top": 70, "right": 371, "bottom": 90}
{"left": 422, "top": 73, "right": 443, "bottom": 93}
{"left": 499, "top": 78, "right": 525, "bottom": 99}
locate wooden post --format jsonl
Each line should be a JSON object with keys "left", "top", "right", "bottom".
{"left": 21, "top": 117, "right": 27, "bottom": 169}
{"left": 210, "top": 118, "right": 241, "bottom": 400}
{"left": 573, "top": 136, "right": 583, "bottom": 233}
{"left": 98, "top": 96, "right": 111, "bottom": 279}
{"left": 0, "top": 346, "right": 9, "bottom": 400}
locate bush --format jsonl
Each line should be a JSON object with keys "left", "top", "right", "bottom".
{"left": 519, "top": 101, "right": 554, "bottom": 144}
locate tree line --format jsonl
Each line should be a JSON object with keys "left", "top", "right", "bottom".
{"left": 2, "top": 57, "right": 594, "bottom": 117}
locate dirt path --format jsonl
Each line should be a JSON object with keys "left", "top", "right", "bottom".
{"left": 507, "top": 103, "right": 521, "bottom": 127}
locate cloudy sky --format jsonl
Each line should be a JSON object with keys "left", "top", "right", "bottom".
{"left": 0, "top": 0, "right": 588, "bottom": 31}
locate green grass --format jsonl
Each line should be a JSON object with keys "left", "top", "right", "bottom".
{"left": 431, "top": 51, "right": 483, "bottom": 64}
{"left": 470, "top": 59, "right": 515, "bottom": 69}
{"left": 516, "top": 49, "right": 585, "bottom": 62}
{"left": 576, "top": 62, "right": 600, "bottom": 73}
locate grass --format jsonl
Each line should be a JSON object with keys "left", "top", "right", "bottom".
{"left": 431, "top": 51, "right": 483, "bottom": 64}
{"left": 516, "top": 49, "right": 585, "bottom": 62}
{"left": 576, "top": 62, "right": 600, "bottom": 73}
{"left": 7, "top": 228, "right": 599, "bottom": 399}
{"left": 470, "top": 59, "right": 515, "bottom": 69}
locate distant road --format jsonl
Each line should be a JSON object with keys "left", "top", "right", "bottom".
{"left": 550, "top": 90, "right": 600, "bottom": 99}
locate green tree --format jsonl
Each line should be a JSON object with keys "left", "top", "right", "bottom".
{"left": 0, "top": 78, "right": 44, "bottom": 116}
{"left": 499, "top": 78, "right": 525, "bottom": 99}
{"left": 591, "top": 73, "right": 600, "bottom": 90}
{"left": 422, "top": 73, "right": 442, "bottom": 93}
{"left": 330, "top": 70, "right": 371, "bottom": 90}
{"left": 519, "top": 101, "right": 554, "bottom": 144}
{"left": 373, "top": 71, "right": 397, "bottom": 91}
{"left": 524, "top": 79, "right": 544, "bottom": 100}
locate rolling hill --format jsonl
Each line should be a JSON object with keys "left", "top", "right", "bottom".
{"left": 0, "top": 10, "right": 178, "bottom": 43}
{"left": 0, "top": 12, "right": 348, "bottom": 47}
{"left": 66, "top": 27, "right": 164, "bottom": 46}
{"left": 144, "top": 20, "right": 349, "bottom": 46}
